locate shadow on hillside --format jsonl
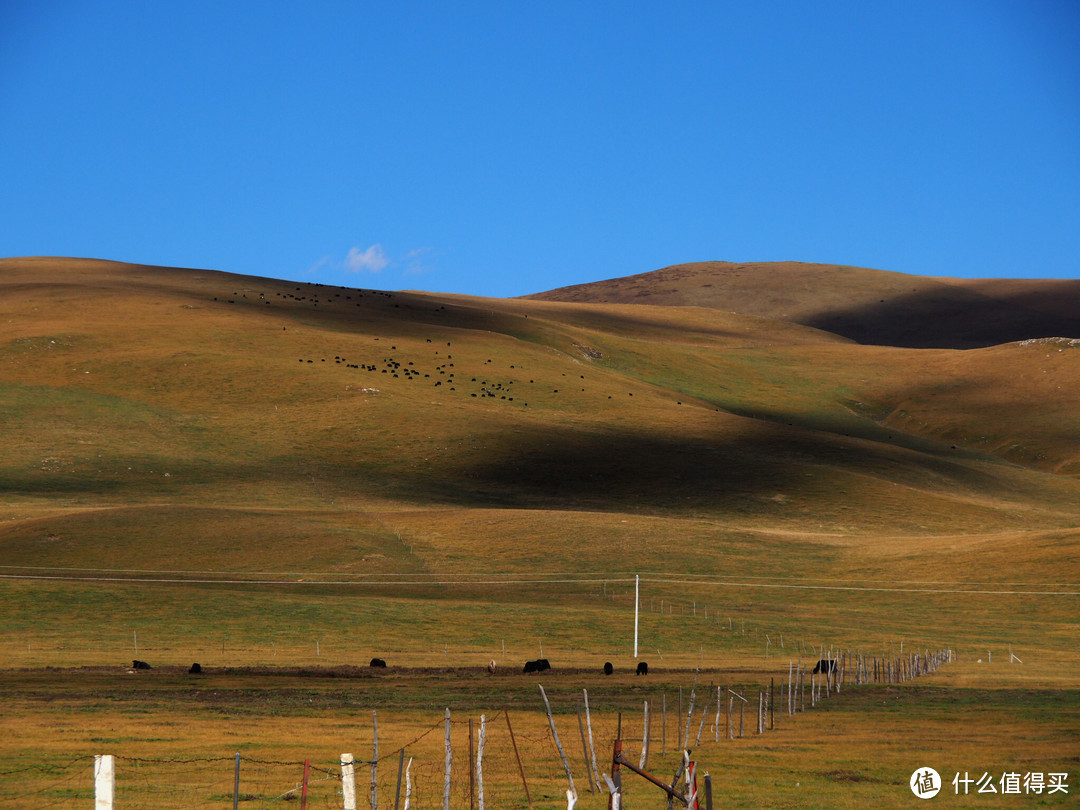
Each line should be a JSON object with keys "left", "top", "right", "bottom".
{"left": 435, "top": 422, "right": 1013, "bottom": 515}
{"left": 803, "top": 286, "right": 1080, "bottom": 349}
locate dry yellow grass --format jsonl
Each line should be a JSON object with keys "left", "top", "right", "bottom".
{"left": 0, "top": 664, "right": 1075, "bottom": 808}
{"left": 1, "top": 256, "right": 1077, "bottom": 806}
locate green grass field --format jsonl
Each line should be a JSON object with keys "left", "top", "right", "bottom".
{"left": 1, "top": 257, "right": 1077, "bottom": 807}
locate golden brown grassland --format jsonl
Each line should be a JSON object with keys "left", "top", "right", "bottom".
{"left": 0, "top": 257, "right": 1078, "bottom": 807}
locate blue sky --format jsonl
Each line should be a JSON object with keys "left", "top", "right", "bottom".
{"left": 2, "top": 1, "right": 1078, "bottom": 297}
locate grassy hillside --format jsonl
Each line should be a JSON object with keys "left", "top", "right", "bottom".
{"left": 1, "top": 255, "right": 1077, "bottom": 665}
{"left": 1, "top": 256, "right": 1077, "bottom": 807}
{"left": 528, "top": 260, "right": 1080, "bottom": 349}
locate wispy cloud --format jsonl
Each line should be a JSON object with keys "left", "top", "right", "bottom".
{"left": 345, "top": 244, "right": 389, "bottom": 273}
{"left": 402, "top": 247, "right": 434, "bottom": 276}
{"left": 307, "top": 244, "right": 433, "bottom": 279}
{"left": 305, "top": 255, "right": 332, "bottom": 275}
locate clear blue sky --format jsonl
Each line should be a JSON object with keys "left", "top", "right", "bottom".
{"left": 3, "top": 1, "right": 1078, "bottom": 297}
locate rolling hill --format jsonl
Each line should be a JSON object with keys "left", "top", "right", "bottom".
{"left": 526, "top": 260, "right": 1080, "bottom": 349}
{"left": 0, "top": 255, "right": 1077, "bottom": 671}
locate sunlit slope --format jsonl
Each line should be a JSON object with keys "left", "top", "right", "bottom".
{"left": 2, "top": 257, "right": 1079, "bottom": 580}
{"left": 528, "top": 260, "right": 1080, "bottom": 349}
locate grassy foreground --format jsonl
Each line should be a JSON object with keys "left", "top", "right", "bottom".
{"left": 0, "top": 663, "right": 1076, "bottom": 808}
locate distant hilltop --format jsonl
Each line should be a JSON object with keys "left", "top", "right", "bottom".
{"left": 526, "top": 261, "right": 1080, "bottom": 349}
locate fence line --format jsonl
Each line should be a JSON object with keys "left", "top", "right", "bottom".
{"left": 5, "top": 648, "right": 957, "bottom": 808}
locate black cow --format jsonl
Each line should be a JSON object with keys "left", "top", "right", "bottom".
{"left": 188, "top": 663, "right": 202, "bottom": 674}
{"left": 603, "top": 662, "right": 614, "bottom": 675}
{"left": 131, "top": 660, "right": 151, "bottom": 670}
{"left": 523, "top": 658, "right": 551, "bottom": 673}
{"left": 370, "top": 658, "right": 387, "bottom": 668}
{"left": 812, "top": 659, "right": 838, "bottom": 675}
{"left": 636, "top": 661, "right": 648, "bottom": 675}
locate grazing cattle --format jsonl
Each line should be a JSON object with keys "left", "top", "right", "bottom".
{"left": 132, "top": 660, "right": 151, "bottom": 670}
{"left": 369, "top": 658, "right": 387, "bottom": 668}
{"left": 812, "top": 659, "right": 838, "bottom": 675}
{"left": 188, "top": 663, "right": 202, "bottom": 674}
{"left": 488, "top": 660, "right": 497, "bottom": 674}
{"left": 523, "top": 658, "right": 551, "bottom": 673}
{"left": 603, "top": 662, "right": 614, "bottom": 675}
{"left": 636, "top": 661, "right": 648, "bottom": 675}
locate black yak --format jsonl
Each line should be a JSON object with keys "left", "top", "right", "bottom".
{"left": 523, "top": 658, "right": 551, "bottom": 673}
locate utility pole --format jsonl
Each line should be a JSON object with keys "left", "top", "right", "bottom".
{"left": 634, "top": 574, "right": 640, "bottom": 659}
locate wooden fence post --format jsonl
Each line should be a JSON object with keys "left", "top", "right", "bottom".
{"left": 684, "top": 676, "right": 698, "bottom": 750}
{"left": 94, "top": 754, "right": 114, "bottom": 810}
{"left": 301, "top": 760, "right": 311, "bottom": 810}
{"left": 602, "top": 775, "right": 620, "bottom": 809}
{"left": 640, "top": 701, "right": 650, "bottom": 769}
{"left": 788, "top": 662, "right": 793, "bottom": 716}
{"left": 393, "top": 750, "right": 404, "bottom": 810}
{"left": 769, "top": 679, "right": 775, "bottom": 730}
{"left": 443, "top": 709, "right": 452, "bottom": 810}
{"left": 610, "top": 738, "right": 623, "bottom": 810}
{"left": 342, "top": 753, "right": 356, "bottom": 810}
{"left": 576, "top": 711, "right": 594, "bottom": 794}
{"left": 371, "top": 712, "right": 379, "bottom": 810}
{"left": 613, "top": 712, "right": 623, "bottom": 796}
{"left": 583, "top": 689, "right": 600, "bottom": 793}
{"left": 714, "top": 686, "right": 722, "bottom": 742}
{"left": 539, "top": 684, "right": 577, "bottom": 800}
{"left": 477, "top": 715, "right": 487, "bottom": 810}
{"left": 678, "top": 687, "right": 684, "bottom": 751}
{"left": 685, "top": 754, "right": 698, "bottom": 807}
{"left": 469, "top": 718, "right": 475, "bottom": 810}
{"left": 233, "top": 752, "right": 241, "bottom": 810}
{"left": 694, "top": 691, "right": 709, "bottom": 747}
{"left": 404, "top": 758, "right": 413, "bottom": 810}
{"left": 504, "top": 707, "right": 533, "bottom": 809}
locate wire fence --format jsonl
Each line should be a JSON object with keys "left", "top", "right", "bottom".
{"left": 1, "top": 648, "right": 955, "bottom": 808}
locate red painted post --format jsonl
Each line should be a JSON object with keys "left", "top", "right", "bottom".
{"left": 300, "top": 759, "right": 310, "bottom": 810}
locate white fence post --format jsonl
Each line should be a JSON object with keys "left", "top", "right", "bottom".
{"left": 342, "top": 753, "right": 356, "bottom": 810}
{"left": 477, "top": 714, "right": 487, "bottom": 810}
{"left": 583, "top": 689, "right": 600, "bottom": 793}
{"left": 443, "top": 708, "right": 452, "bottom": 810}
{"left": 539, "top": 684, "right": 576, "bottom": 801}
{"left": 94, "top": 754, "right": 114, "bottom": 810}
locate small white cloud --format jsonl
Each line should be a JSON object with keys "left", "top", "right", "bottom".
{"left": 403, "top": 247, "right": 434, "bottom": 276}
{"left": 345, "top": 244, "right": 389, "bottom": 273}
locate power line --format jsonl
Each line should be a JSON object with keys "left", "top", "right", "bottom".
{"left": 0, "top": 571, "right": 1075, "bottom": 595}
